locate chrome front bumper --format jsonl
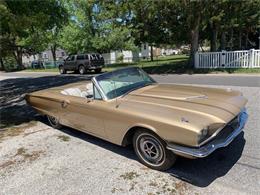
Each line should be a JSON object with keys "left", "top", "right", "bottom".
{"left": 166, "top": 110, "right": 248, "bottom": 158}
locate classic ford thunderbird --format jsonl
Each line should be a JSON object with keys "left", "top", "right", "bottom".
{"left": 26, "top": 67, "right": 248, "bottom": 170}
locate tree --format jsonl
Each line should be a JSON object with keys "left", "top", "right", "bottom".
{"left": 131, "top": 0, "right": 173, "bottom": 61}
{"left": 60, "top": 0, "right": 136, "bottom": 54}
{"left": 202, "top": 0, "right": 260, "bottom": 51}
{"left": 91, "top": 0, "right": 137, "bottom": 53}
{"left": 0, "top": 0, "right": 68, "bottom": 69}
{"left": 59, "top": 0, "right": 96, "bottom": 54}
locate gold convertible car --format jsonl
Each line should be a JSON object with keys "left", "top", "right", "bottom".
{"left": 26, "top": 67, "right": 248, "bottom": 170}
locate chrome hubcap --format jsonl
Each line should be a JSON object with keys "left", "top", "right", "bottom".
{"left": 137, "top": 134, "right": 164, "bottom": 166}
{"left": 79, "top": 67, "right": 84, "bottom": 74}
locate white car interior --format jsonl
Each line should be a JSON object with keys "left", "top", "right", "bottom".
{"left": 61, "top": 83, "right": 93, "bottom": 98}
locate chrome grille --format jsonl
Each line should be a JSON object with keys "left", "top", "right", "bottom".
{"left": 213, "top": 114, "right": 241, "bottom": 142}
{"left": 228, "top": 115, "right": 240, "bottom": 129}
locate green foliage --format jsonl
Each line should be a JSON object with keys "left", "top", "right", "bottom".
{"left": 2, "top": 56, "right": 17, "bottom": 71}
{"left": 1, "top": 0, "right": 259, "bottom": 70}
{"left": 59, "top": 0, "right": 137, "bottom": 54}
{"left": 0, "top": 0, "right": 68, "bottom": 68}
{"left": 116, "top": 53, "right": 124, "bottom": 63}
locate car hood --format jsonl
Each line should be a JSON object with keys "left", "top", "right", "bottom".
{"left": 123, "top": 84, "right": 247, "bottom": 125}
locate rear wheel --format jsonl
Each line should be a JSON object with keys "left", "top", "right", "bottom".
{"left": 47, "top": 115, "right": 62, "bottom": 129}
{"left": 133, "top": 130, "right": 176, "bottom": 171}
{"left": 95, "top": 68, "right": 102, "bottom": 73}
{"left": 79, "top": 65, "right": 86, "bottom": 75}
{"left": 59, "top": 65, "right": 66, "bottom": 74}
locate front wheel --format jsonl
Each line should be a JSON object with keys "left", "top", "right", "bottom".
{"left": 133, "top": 130, "right": 176, "bottom": 171}
{"left": 79, "top": 65, "right": 86, "bottom": 75}
{"left": 59, "top": 65, "right": 66, "bottom": 74}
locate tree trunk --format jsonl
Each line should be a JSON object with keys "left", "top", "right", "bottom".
{"left": 190, "top": 14, "right": 201, "bottom": 68}
{"left": 229, "top": 29, "right": 234, "bottom": 50}
{"left": 0, "top": 57, "right": 4, "bottom": 71}
{"left": 150, "top": 45, "right": 153, "bottom": 61}
{"left": 220, "top": 31, "right": 226, "bottom": 50}
{"left": 238, "top": 28, "right": 242, "bottom": 49}
{"left": 51, "top": 45, "right": 57, "bottom": 66}
{"left": 245, "top": 31, "right": 248, "bottom": 49}
{"left": 210, "top": 24, "right": 218, "bottom": 52}
{"left": 13, "top": 47, "right": 23, "bottom": 69}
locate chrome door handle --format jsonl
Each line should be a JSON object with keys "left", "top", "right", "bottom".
{"left": 61, "top": 100, "right": 70, "bottom": 108}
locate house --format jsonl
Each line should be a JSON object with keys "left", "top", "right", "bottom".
{"left": 102, "top": 50, "right": 140, "bottom": 64}
{"left": 161, "top": 48, "right": 180, "bottom": 55}
{"left": 140, "top": 43, "right": 161, "bottom": 58}
{"left": 22, "top": 48, "right": 67, "bottom": 67}
{"left": 41, "top": 48, "right": 67, "bottom": 61}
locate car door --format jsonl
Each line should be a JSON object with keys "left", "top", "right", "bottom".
{"left": 76, "top": 54, "right": 85, "bottom": 66}
{"left": 64, "top": 55, "right": 76, "bottom": 70}
{"left": 59, "top": 86, "right": 107, "bottom": 139}
{"left": 84, "top": 54, "right": 90, "bottom": 68}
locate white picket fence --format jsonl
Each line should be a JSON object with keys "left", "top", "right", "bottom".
{"left": 195, "top": 49, "right": 260, "bottom": 68}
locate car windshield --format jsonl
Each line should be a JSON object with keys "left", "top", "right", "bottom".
{"left": 95, "top": 67, "right": 156, "bottom": 99}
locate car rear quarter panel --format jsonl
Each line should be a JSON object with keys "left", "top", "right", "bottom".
{"left": 26, "top": 91, "right": 63, "bottom": 120}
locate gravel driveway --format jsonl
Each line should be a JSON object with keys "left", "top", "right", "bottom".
{"left": 0, "top": 75, "right": 259, "bottom": 195}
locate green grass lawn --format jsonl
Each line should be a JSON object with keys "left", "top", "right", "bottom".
{"left": 22, "top": 68, "right": 59, "bottom": 72}
{"left": 22, "top": 55, "right": 260, "bottom": 74}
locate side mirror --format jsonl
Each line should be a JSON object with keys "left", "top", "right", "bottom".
{"left": 86, "top": 94, "right": 93, "bottom": 103}
{"left": 86, "top": 94, "right": 93, "bottom": 99}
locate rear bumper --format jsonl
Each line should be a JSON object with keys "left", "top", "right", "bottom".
{"left": 166, "top": 110, "right": 248, "bottom": 158}
{"left": 88, "top": 65, "right": 102, "bottom": 70}
{"left": 87, "top": 64, "right": 103, "bottom": 70}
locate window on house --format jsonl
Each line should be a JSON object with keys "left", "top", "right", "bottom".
{"left": 61, "top": 52, "right": 65, "bottom": 56}
{"left": 143, "top": 44, "right": 146, "bottom": 50}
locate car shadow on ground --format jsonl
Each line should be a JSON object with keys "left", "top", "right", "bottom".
{"left": 0, "top": 75, "right": 245, "bottom": 187}
{"left": 39, "top": 116, "right": 138, "bottom": 159}
{"left": 167, "top": 132, "right": 245, "bottom": 187}
{"left": 40, "top": 115, "right": 245, "bottom": 188}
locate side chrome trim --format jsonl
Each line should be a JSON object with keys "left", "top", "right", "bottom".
{"left": 166, "top": 110, "right": 248, "bottom": 158}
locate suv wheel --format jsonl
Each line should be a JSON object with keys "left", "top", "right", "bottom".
{"left": 59, "top": 65, "right": 66, "bottom": 74}
{"left": 133, "top": 130, "right": 177, "bottom": 171}
{"left": 79, "top": 65, "right": 86, "bottom": 75}
{"left": 95, "top": 68, "right": 102, "bottom": 73}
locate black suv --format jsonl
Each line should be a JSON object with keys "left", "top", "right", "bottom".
{"left": 59, "top": 53, "right": 104, "bottom": 74}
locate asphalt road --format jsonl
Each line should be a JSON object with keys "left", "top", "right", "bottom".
{"left": 0, "top": 71, "right": 260, "bottom": 87}
{"left": 0, "top": 72, "right": 260, "bottom": 195}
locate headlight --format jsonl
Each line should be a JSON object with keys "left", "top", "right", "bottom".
{"left": 198, "top": 123, "right": 226, "bottom": 145}
{"left": 198, "top": 127, "right": 209, "bottom": 142}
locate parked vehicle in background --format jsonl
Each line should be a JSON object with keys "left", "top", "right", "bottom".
{"left": 31, "top": 60, "right": 44, "bottom": 69}
{"left": 59, "top": 53, "right": 104, "bottom": 75}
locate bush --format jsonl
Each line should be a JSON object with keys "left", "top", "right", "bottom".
{"left": 2, "top": 57, "right": 19, "bottom": 71}
{"left": 116, "top": 53, "right": 124, "bottom": 63}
